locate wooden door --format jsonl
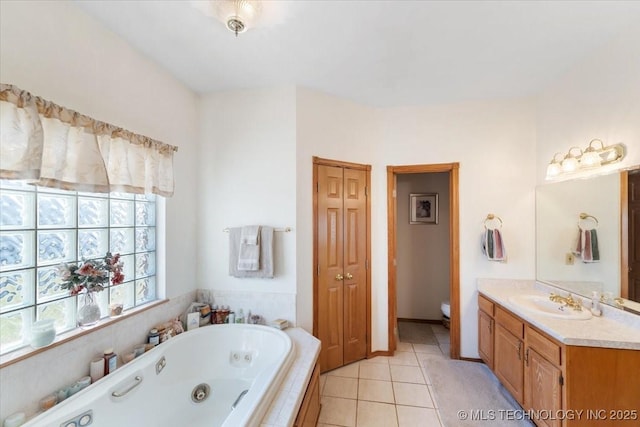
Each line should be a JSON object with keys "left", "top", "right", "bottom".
{"left": 317, "top": 165, "right": 345, "bottom": 371}
{"left": 494, "top": 324, "right": 524, "bottom": 404}
{"left": 628, "top": 170, "right": 640, "bottom": 302}
{"left": 342, "top": 168, "right": 367, "bottom": 364}
{"left": 524, "top": 348, "right": 562, "bottom": 427}
{"left": 478, "top": 310, "right": 494, "bottom": 369}
{"left": 316, "top": 161, "right": 368, "bottom": 372}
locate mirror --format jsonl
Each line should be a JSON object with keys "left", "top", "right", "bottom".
{"left": 536, "top": 166, "right": 640, "bottom": 315}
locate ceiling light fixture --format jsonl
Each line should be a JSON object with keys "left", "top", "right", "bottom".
{"left": 545, "top": 139, "right": 626, "bottom": 180}
{"left": 214, "top": 0, "right": 262, "bottom": 36}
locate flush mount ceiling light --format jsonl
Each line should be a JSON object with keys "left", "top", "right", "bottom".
{"left": 196, "top": 0, "right": 262, "bottom": 36}
{"left": 545, "top": 139, "right": 626, "bottom": 180}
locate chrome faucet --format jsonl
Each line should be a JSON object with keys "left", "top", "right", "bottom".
{"left": 549, "top": 293, "right": 583, "bottom": 311}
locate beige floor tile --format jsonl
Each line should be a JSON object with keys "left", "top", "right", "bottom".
{"left": 356, "top": 400, "right": 398, "bottom": 427}
{"left": 428, "top": 385, "right": 438, "bottom": 408}
{"left": 361, "top": 356, "right": 390, "bottom": 365}
{"left": 435, "top": 333, "right": 450, "bottom": 344}
{"left": 439, "top": 344, "right": 451, "bottom": 358}
{"left": 317, "top": 424, "right": 342, "bottom": 427}
{"left": 396, "top": 405, "right": 441, "bottom": 427}
{"left": 323, "top": 375, "right": 359, "bottom": 399}
{"left": 389, "top": 365, "right": 426, "bottom": 384}
{"left": 388, "top": 351, "right": 419, "bottom": 366}
{"left": 358, "top": 379, "right": 395, "bottom": 404}
{"left": 393, "top": 382, "right": 434, "bottom": 408}
{"left": 320, "top": 374, "right": 328, "bottom": 395}
{"left": 319, "top": 396, "right": 357, "bottom": 427}
{"left": 430, "top": 324, "right": 449, "bottom": 334}
{"left": 412, "top": 343, "right": 442, "bottom": 354}
{"left": 359, "top": 363, "right": 391, "bottom": 381}
{"left": 326, "top": 361, "right": 360, "bottom": 378}
{"left": 395, "top": 341, "right": 414, "bottom": 352}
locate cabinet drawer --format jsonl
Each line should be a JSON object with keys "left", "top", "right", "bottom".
{"left": 496, "top": 306, "right": 524, "bottom": 339}
{"left": 478, "top": 294, "right": 494, "bottom": 316}
{"left": 526, "top": 326, "right": 561, "bottom": 366}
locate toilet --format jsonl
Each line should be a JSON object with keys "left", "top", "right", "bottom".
{"left": 441, "top": 301, "right": 450, "bottom": 329}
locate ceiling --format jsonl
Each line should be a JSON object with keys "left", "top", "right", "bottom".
{"left": 74, "top": 0, "right": 640, "bottom": 108}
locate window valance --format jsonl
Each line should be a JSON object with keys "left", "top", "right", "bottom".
{"left": 0, "top": 83, "right": 178, "bottom": 197}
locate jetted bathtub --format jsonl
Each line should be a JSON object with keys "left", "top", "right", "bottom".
{"left": 22, "top": 324, "right": 294, "bottom": 427}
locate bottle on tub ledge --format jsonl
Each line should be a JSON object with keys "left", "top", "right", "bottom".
{"left": 236, "top": 309, "right": 245, "bottom": 324}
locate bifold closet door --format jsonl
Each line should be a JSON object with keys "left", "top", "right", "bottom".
{"left": 317, "top": 164, "right": 367, "bottom": 372}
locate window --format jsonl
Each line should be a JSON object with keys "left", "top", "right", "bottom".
{"left": 0, "top": 180, "right": 157, "bottom": 354}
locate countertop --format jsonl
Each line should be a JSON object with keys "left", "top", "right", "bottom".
{"left": 477, "top": 278, "right": 640, "bottom": 350}
{"left": 260, "top": 327, "right": 321, "bottom": 426}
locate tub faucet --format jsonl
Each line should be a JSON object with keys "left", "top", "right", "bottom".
{"left": 549, "top": 293, "right": 583, "bottom": 311}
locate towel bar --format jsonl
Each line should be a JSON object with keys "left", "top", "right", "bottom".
{"left": 223, "top": 227, "right": 292, "bottom": 233}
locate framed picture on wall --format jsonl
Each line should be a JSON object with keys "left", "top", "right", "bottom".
{"left": 409, "top": 193, "right": 438, "bottom": 224}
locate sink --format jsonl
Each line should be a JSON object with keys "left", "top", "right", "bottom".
{"left": 507, "top": 294, "right": 592, "bottom": 320}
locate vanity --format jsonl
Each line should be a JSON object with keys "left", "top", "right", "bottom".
{"left": 477, "top": 165, "right": 640, "bottom": 427}
{"left": 478, "top": 280, "right": 640, "bottom": 427}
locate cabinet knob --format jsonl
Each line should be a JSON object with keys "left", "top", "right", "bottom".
{"left": 345, "top": 273, "right": 353, "bottom": 280}
{"left": 335, "top": 274, "right": 344, "bottom": 281}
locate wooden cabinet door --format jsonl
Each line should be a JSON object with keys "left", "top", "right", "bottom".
{"left": 525, "top": 348, "right": 562, "bottom": 427}
{"left": 478, "top": 310, "right": 494, "bottom": 369}
{"left": 316, "top": 164, "right": 368, "bottom": 372}
{"left": 317, "top": 165, "right": 345, "bottom": 371}
{"left": 342, "top": 167, "right": 367, "bottom": 364}
{"left": 494, "top": 324, "right": 524, "bottom": 404}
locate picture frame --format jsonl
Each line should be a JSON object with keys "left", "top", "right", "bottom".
{"left": 409, "top": 193, "right": 438, "bottom": 224}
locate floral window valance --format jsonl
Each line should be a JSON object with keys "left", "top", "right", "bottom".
{"left": 0, "top": 83, "right": 178, "bottom": 197}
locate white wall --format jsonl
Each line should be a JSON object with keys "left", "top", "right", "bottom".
{"left": 396, "top": 173, "right": 450, "bottom": 320}
{"left": 295, "top": 89, "right": 537, "bottom": 356}
{"left": 0, "top": 0, "right": 199, "bottom": 299}
{"left": 379, "top": 100, "right": 538, "bottom": 356}
{"left": 0, "top": 1, "right": 199, "bottom": 421}
{"left": 536, "top": 25, "right": 640, "bottom": 183}
{"left": 197, "top": 87, "right": 298, "bottom": 322}
{"left": 295, "top": 88, "right": 384, "bottom": 335}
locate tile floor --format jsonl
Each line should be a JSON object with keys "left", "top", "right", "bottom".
{"left": 318, "top": 323, "right": 451, "bottom": 427}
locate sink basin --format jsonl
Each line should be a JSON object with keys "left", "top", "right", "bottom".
{"left": 507, "top": 294, "right": 592, "bottom": 320}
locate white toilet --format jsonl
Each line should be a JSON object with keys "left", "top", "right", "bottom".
{"left": 441, "top": 301, "right": 450, "bottom": 329}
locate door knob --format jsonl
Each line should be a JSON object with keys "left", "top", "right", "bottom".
{"left": 345, "top": 273, "right": 353, "bottom": 280}
{"left": 335, "top": 274, "right": 344, "bottom": 281}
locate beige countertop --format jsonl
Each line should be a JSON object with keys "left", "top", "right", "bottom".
{"left": 477, "top": 278, "right": 640, "bottom": 350}
{"left": 261, "top": 327, "right": 321, "bottom": 427}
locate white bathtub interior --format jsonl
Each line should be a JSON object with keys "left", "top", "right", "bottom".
{"left": 21, "top": 324, "right": 294, "bottom": 427}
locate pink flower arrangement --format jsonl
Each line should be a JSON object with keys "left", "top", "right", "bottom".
{"left": 58, "top": 252, "right": 124, "bottom": 295}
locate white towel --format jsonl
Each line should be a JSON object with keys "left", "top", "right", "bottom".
{"left": 240, "top": 225, "right": 260, "bottom": 245}
{"left": 229, "top": 226, "right": 275, "bottom": 278}
{"left": 238, "top": 225, "right": 261, "bottom": 271}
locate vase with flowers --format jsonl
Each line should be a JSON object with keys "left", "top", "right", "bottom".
{"left": 58, "top": 252, "right": 124, "bottom": 327}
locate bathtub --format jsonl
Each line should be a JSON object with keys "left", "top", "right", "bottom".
{"left": 22, "top": 324, "right": 294, "bottom": 427}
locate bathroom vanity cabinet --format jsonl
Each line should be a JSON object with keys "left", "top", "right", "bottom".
{"left": 477, "top": 295, "right": 494, "bottom": 369}
{"left": 478, "top": 294, "right": 640, "bottom": 427}
{"left": 295, "top": 362, "right": 320, "bottom": 427}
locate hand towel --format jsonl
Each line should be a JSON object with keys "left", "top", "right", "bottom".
{"left": 229, "top": 226, "right": 275, "bottom": 278}
{"left": 482, "top": 228, "right": 506, "bottom": 262}
{"left": 238, "top": 225, "right": 261, "bottom": 271}
{"left": 240, "top": 225, "right": 260, "bottom": 245}
{"left": 574, "top": 228, "right": 600, "bottom": 263}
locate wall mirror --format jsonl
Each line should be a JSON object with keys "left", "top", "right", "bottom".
{"left": 536, "top": 166, "right": 639, "bottom": 315}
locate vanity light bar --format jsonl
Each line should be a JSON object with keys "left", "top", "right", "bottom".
{"left": 545, "top": 140, "right": 626, "bottom": 180}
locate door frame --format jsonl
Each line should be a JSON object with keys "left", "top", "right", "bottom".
{"left": 312, "top": 156, "right": 372, "bottom": 358}
{"left": 621, "top": 170, "right": 629, "bottom": 299}
{"left": 387, "top": 163, "right": 460, "bottom": 359}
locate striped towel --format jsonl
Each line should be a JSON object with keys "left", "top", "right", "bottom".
{"left": 482, "top": 229, "right": 507, "bottom": 262}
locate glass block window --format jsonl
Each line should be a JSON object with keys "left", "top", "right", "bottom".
{"left": 0, "top": 180, "right": 158, "bottom": 354}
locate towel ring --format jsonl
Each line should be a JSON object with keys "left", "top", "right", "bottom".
{"left": 484, "top": 214, "right": 503, "bottom": 230}
{"left": 578, "top": 213, "right": 598, "bottom": 230}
